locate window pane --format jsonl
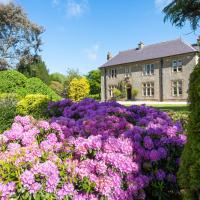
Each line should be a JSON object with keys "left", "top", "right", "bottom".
{"left": 147, "top": 88, "right": 150, "bottom": 96}
{"left": 173, "top": 87, "right": 177, "bottom": 96}
{"left": 151, "top": 88, "right": 154, "bottom": 96}
{"left": 172, "top": 61, "right": 177, "bottom": 67}
{"left": 151, "top": 64, "right": 154, "bottom": 75}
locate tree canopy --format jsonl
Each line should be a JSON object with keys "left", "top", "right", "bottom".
{"left": 86, "top": 69, "right": 101, "bottom": 95}
{"left": 17, "top": 56, "right": 50, "bottom": 85}
{"left": 50, "top": 73, "right": 66, "bottom": 84}
{"left": 0, "top": 3, "right": 44, "bottom": 69}
{"left": 68, "top": 77, "right": 90, "bottom": 101}
{"left": 163, "top": 0, "right": 200, "bottom": 31}
{"left": 64, "top": 68, "right": 81, "bottom": 97}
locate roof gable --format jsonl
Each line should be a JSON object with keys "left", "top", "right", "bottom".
{"left": 101, "top": 39, "right": 197, "bottom": 68}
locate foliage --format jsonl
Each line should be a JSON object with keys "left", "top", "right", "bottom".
{"left": 86, "top": 69, "right": 101, "bottom": 99}
{"left": 0, "top": 93, "right": 21, "bottom": 133}
{"left": 17, "top": 77, "right": 61, "bottom": 101}
{"left": 0, "top": 99, "right": 186, "bottom": 199}
{"left": 163, "top": 0, "right": 200, "bottom": 31}
{"left": 88, "top": 94, "right": 101, "bottom": 100}
{"left": 64, "top": 68, "right": 81, "bottom": 98}
{"left": 178, "top": 61, "right": 200, "bottom": 199}
{"left": 50, "top": 81, "right": 64, "bottom": 96}
{"left": 132, "top": 88, "right": 139, "bottom": 98}
{"left": 16, "top": 94, "right": 50, "bottom": 119}
{"left": 0, "top": 3, "right": 44, "bottom": 69}
{"left": 17, "top": 56, "right": 50, "bottom": 85}
{"left": 68, "top": 77, "right": 90, "bottom": 101}
{"left": 0, "top": 70, "right": 61, "bottom": 100}
{"left": 118, "top": 81, "right": 126, "bottom": 99}
{"left": 50, "top": 73, "right": 66, "bottom": 84}
{"left": 113, "top": 88, "right": 122, "bottom": 100}
{"left": 0, "top": 70, "right": 27, "bottom": 93}
{"left": 168, "top": 111, "right": 189, "bottom": 130}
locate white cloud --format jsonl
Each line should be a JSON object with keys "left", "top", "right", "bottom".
{"left": 0, "top": 0, "right": 13, "bottom": 4}
{"left": 86, "top": 44, "right": 99, "bottom": 61}
{"left": 66, "top": 0, "right": 88, "bottom": 17}
{"left": 155, "top": 0, "right": 172, "bottom": 10}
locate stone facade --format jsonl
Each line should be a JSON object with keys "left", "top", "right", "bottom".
{"left": 100, "top": 52, "right": 198, "bottom": 101}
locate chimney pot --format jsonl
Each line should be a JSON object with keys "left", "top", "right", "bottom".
{"left": 107, "top": 52, "right": 112, "bottom": 61}
{"left": 138, "top": 41, "right": 144, "bottom": 50}
{"left": 197, "top": 36, "right": 200, "bottom": 45}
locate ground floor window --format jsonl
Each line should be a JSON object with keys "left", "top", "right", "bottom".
{"left": 108, "top": 85, "right": 117, "bottom": 98}
{"left": 172, "top": 80, "right": 182, "bottom": 96}
{"left": 142, "top": 82, "right": 154, "bottom": 97}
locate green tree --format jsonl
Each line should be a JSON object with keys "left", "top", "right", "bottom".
{"left": 68, "top": 77, "right": 90, "bottom": 101}
{"left": 17, "top": 56, "right": 50, "bottom": 85}
{"left": 50, "top": 81, "right": 64, "bottom": 96}
{"left": 0, "top": 3, "right": 44, "bottom": 69}
{"left": 64, "top": 68, "right": 81, "bottom": 97}
{"left": 163, "top": 0, "right": 200, "bottom": 31}
{"left": 50, "top": 73, "right": 66, "bottom": 84}
{"left": 86, "top": 69, "right": 101, "bottom": 96}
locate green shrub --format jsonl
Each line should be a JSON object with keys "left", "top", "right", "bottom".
{"left": 16, "top": 94, "right": 50, "bottom": 119}
{"left": 88, "top": 94, "right": 100, "bottom": 100}
{"left": 113, "top": 88, "right": 122, "bottom": 100}
{"left": 178, "top": 61, "right": 200, "bottom": 199}
{"left": 168, "top": 111, "right": 189, "bottom": 130}
{"left": 50, "top": 81, "right": 64, "bottom": 96}
{"left": 0, "top": 70, "right": 27, "bottom": 93}
{"left": 0, "top": 70, "right": 61, "bottom": 101}
{"left": 132, "top": 88, "right": 139, "bottom": 98}
{"left": 16, "top": 77, "right": 61, "bottom": 101}
{"left": 0, "top": 93, "right": 21, "bottom": 133}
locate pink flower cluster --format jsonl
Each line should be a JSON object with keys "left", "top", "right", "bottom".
{"left": 0, "top": 99, "right": 187, "bottom": 199}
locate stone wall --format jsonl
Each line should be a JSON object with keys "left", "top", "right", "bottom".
{"left": 100, "top": 52, "right": 198, "bottom": 101}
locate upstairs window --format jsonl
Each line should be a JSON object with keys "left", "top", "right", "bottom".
{"left": 108, "top": 68, "right": 117, "bottom": 78}
{"left": 111, "top": 69, "right": 117, "bottom": 78}
{"left": 142, "top": 82, "right": 154, "bottom": 97}
{"left": 172, "top": 80, "right": 182, "bottom": 96}
{"left": 125, "top": 67, "right": 131, "bottom": 77}
{"left": 144, "top": 64, "right": 154, "bottom": 76}
{"left": 172, "top": 60, "right": 182, "bottom": 72}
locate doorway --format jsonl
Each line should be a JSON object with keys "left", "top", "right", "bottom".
{"left": 127, "top": 87, "right": 132, "bottom": 100}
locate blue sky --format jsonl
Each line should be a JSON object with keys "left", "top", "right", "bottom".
{"left": 1, "top": 0, "right": 199, "bottom": 75}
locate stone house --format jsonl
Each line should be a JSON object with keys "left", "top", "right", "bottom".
{"left": 100, "top": 38, "right": 199, "bottom": 101}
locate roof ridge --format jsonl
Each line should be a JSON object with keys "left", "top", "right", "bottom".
{"left": 180, "top": 39, "right": 198, "bottom": 51}
{"left": 119, "top": 38, "right": 181, "bottom": 54}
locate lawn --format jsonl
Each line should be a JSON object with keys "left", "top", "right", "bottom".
{"left": 149, "top": 104, "right": 189, "bottom": 113}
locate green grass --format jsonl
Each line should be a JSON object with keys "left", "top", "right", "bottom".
{"left": 149, "top": 104, "right": 189, "bottom": 113}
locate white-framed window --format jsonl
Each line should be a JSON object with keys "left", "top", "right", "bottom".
{"left": 172, "top": 60, "right": 182, "bottom": 72}
{"left": 142, "top": 82, "right": 154, "bottom": 97}
{"left": 172, "top": 80, "right": 183, "bottom": 96}
{"left": 125, "top": 67, "right": 131, "bottom": 77}
{"left": 108, "top": 85, "right": 117, "bottom": 98}
{"left": 108, "top": 68, "right": 117, "bottom": 78}
{"left": 143, "top": 64, "right": 154, "bottom": 76}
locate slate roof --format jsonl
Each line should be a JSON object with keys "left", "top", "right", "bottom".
{"left": 101, "top": 39, "right": 198, "bottom": 68}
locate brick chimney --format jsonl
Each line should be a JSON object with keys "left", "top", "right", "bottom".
{"left": 138, "top": 41, "right": 144, "bottom": 50}
{"left": 107, "top": 52, "right": 112, "bottom": 61}
{"left": 197, "top": 36, "right": 200, "bottom": 46}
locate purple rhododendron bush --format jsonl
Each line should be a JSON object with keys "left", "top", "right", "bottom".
{"left": 0, "top": 98, "right": 186, "bottom": 200}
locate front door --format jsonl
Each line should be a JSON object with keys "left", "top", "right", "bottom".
{"left": 127, "top": 87, "right": 132, "bottom": 100}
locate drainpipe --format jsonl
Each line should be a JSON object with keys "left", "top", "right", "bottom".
{"left": 159, "top": 58, "right": 163, "bottom": 102}
{"left": 104, "top": 68, "right": 107, "bottom": 101}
